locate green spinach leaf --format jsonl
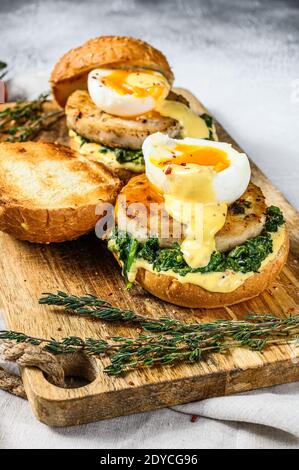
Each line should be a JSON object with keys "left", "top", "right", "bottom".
{"left": 201, "top": 113, "right": 215, "bottom": 141}
{"left": 264, "top": 205, "right": 285, "bottom": 232}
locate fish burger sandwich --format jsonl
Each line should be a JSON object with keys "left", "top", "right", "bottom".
{"left": 108, "top": 133, "right": 288, "bottom": 308}
{"left": 51, "top": 36, "right": 217, "bottom": 182}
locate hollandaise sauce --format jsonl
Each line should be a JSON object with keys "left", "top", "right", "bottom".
{"left": 156, "top": 100, "right": 212, "bottom": 139}
{"left": 150, "top": 143, "right": 229, "bottom": 268}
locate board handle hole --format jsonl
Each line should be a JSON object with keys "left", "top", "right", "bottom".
{"left": 45, "top": 353, "right": 99, "bottom": 389}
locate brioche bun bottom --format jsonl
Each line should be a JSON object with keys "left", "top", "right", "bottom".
{"left": 114, "top": 228, "right": 289, "bottom": 308}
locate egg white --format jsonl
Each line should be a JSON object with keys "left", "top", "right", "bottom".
{"left": 87, "top": 69, "right": 170, "bottom": 117}
{"left": 142, "top": 133, "right": 251, "bottom": 204}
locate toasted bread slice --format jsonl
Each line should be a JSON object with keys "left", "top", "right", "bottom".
{"left": 0, "top": 142, "right": 122, "bottom": 243}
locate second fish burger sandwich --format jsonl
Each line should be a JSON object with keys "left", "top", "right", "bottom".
{"left": 51, "top": 36, "right": 217, "bottom": 181}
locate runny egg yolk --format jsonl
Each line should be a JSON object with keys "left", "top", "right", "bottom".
{"left": 101, "top": 70, "right": 168, "bottom": 102}
{"left": 152, "top": 143, "right": 230, "bottom": 173}
{"left": 152, "top": 144, "right": 230, "bottom": 268}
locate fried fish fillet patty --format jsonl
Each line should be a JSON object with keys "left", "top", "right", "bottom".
{"left": 116, "top": 174, "right": 266, "bottom": 252}
{"left": 216, "top": 183, "right": 266, "bottom": 251}
{"left": 65, "top": 90, "right": 182, "bottom": 150}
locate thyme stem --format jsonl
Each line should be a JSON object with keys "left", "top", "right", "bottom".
{"left": 0, "top": 93, "right": 64, "bottom": 142}
{"left": 0, "top": 291, "right": 296, "bottom": 376}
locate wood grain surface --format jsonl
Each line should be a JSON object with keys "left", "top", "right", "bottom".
{"left": 0, "top": 90, "right": 298, "bottom": 427}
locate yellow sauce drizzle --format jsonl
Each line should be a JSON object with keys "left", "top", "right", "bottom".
{"left": 156, "top": 100, "right": 210, "bottom": 138}
{"left": 163, "top": 163, "right": 227, "bottom": 268}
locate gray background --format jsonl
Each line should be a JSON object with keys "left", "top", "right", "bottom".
{"left": 0, "top": 0, "right": 298, "bottom": 449}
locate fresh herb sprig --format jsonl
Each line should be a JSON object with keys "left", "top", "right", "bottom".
{"left": 39, "top": 291, "right": 144, "bottom": 323}
{"left": 1, "top": 293, "right": 299, "bottom": 376}
{"left": 0, "top": 61, "right": 7, "bottom": 80}
{"left": 39, "top": 291, "right": 299, "bottom": 337}
{"left": 41, "top": 291, "right": 299, "bottom": 376}
{"left": 0, "top": 93, "right": 64, "bottom": 142}
{"left": 0, "top": 330, "right": 109, "bottom": 356}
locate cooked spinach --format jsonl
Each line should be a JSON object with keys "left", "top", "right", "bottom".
{"left": 113, "top": 147, "right": 144, "bottom": 164}
{"left": 79, "top": 135, "right": 90, "bottom": 147}
{"left": 135, "top": 235, "right": 273, "bottom": 275}
{"left": 222, "top": 235, "right": 273, "bottom": 273}
{"left": 264, "top": 205, "right": 285, "bottom": 232}
{"left": 109, "top": 206, "right": 285, "bottom": 280}
{"left": 108, "top": 231, "right": 138, "bottom": 286}
{"left": 138, "top": 237, "right": 160, "bottom": 263}
{"left": 99, "top": 144, "right": 144, "bottom": 165}
{"left": 77, "top": 133, "right": 144, "bottom": 165}
{"left": 201, "top": 113, "right": 215, "bottom": 141}
{"left": 230, "top": 199, "right": 251, "bottom": 215}
{"left": 201, "top": 113, "right": 213, "bottom": 128}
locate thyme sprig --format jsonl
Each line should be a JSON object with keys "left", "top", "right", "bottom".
{"left": 39, "top": 291, "right": 143, "bottom": 323}
{"left": 1, "top": 313, "right": 299, "bottom": 376}
{"left": 0, "top": 291, "right": 285, "bottom": 375}
{"left": 0, "top": 61, "right": 7, "bottom": 80}
{"left": 39, "top": 291, "right": 299, "bottom": 337}
{"left": 0, "top": 93, "right": 64, "bottom": 142}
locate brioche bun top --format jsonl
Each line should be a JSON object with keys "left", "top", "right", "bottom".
{"left": 50, "top": 36, "right": 174, "bottom": 107}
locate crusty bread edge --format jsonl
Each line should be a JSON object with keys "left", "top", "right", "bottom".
{"left": 0, "top": 142, "right": 123, "bottom": 243}
{"left": 113, "top": 227, "right": 289, "bottom": 308}
{"left": 0, "top": 203, "right": 110, "bottom": 244}
{"left": 50, "top": 36, "right": 174, "bottom": 107}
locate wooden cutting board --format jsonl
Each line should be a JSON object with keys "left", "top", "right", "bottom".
{"left": 0, "top": 90, "right": 298, "bottom": 427}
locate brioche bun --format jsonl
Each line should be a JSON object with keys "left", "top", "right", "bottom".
{"left": 51, "top": 36, "right": 174, "bottom": 107}
{"left": 0, "top": 141, "right": 122, "bottom": 243}
{"left": 136, "top": 229, "right": 289, "bottom": 308}
{"left": 113, "top": 227, "right": 289, "bottom": 308}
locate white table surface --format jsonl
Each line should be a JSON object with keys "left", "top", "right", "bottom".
{"left": 0, "top": 0, "right": 298, "bottom": 449}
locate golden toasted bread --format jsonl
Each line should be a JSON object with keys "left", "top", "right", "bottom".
{"left": 0, "top": 142, "right": 122, "bottom": 243}
{"left": 51, "top": 36, "right": 174, "bottom": 107}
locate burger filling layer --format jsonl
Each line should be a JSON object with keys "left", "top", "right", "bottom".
{"left": 66, "top": 84, "right": 217, "bottom": 174}
{"left": 69, "top": 130, "right": 145, "bottom": 173}
{"left": 108, "top": 206, "right": 285, "bottom": 293}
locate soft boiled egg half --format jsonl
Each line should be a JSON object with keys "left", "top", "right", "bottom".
{"left": 88, "top": 69, "right": 171, "bottom": 117}
{"left": 142, "top": 133, "right": 251, "bottom": 268}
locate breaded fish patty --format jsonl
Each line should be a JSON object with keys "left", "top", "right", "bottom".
{"left": 66, "top": 90, "right": 182, "bottom": 150}
{"left": 116, "top": 174, "right": 266, "bottom": 252}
